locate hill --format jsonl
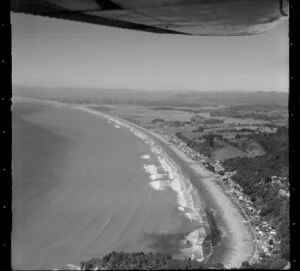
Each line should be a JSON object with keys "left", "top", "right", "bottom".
{"left": 12, "top": 85, "right": 288, "bottom": 107}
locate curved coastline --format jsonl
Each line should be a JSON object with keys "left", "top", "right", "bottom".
{"left": 13, "top": 97, "right": 256, "bottom": 268}
{"left": 71, "top": 104, "right": 256, "bottom": 268}
{"left": 74, "top": 105, "right": 211, "bottom": 263}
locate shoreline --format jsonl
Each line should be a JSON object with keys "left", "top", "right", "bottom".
{"left": 73, "top": 105, "right": 256, "bottom": 268}
{"left": 14, "top": 98, "right": 256, "bottom": 268}
{"left": 143, "top": 127, "right": 256, "bottom": 268}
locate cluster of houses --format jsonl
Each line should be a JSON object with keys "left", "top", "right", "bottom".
{"left": 271, "top": 176, "right": 290, "bottom": 198}
{"left": 159, "top": 133, "right": 281, "bottom": 264}
{"left": 201, "top": 163, "right": 280, "bottom": 261}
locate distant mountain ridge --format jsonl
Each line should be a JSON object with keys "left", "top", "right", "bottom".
{"left": 166, "top": 90, "right": 288, "bottom": 106}
{"left": 13, "top": 85, "right": 288, "bottom": 106}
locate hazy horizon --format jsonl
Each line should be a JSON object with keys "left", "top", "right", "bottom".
{"left": 13, "top": 84, "right": 288, "bottom": 94}
{"left": 12, "top": 13, "right": 288, "bottom": 92}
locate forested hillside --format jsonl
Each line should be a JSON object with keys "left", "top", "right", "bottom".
{"left": 223, "top": 126, "right": 289, "bottom": 268}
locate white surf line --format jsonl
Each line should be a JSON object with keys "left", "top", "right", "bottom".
{"left": 36, "top": 101, "right": 202, "bottom": 268}
{"left": 141, "top": 141, "right": 207, "bottom": 261}
{"left": 71, "top": 105, "right": 209, "bottom": 262}
{"left": 19, "top": 101, "right": 209, "bottom": 264}
{"left": 47, "top": 101, "right": 253, "bottom": 267}
{"left": 53, "top": 264, "right": 80, "bottom": 270}
{"left": 19, "top": 101, "right": 210, "bottom": 262}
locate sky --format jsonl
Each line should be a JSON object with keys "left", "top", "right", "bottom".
{"left": 11, "top": 12, "right": 289, "bottom": 92}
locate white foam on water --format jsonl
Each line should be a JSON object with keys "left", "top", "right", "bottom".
{"left": 184, "top": 228, "right": 207, "bottom": 261}
{"left": 148, "top": 180, "right": 170, "bottom": 191}
{"left": 143, "top": 164, "right": 158, "bottom": 175}
{"left": 143, "top": 146, "right": 207, "bottom": 261}
{"left": 72, "top": 105, "right": 208, "bottom": 262}
{"left": 143, "top": 164, "right": 168, "bottom": 181}
{"left": 141, "top": 154, "right": 151, "bottom": 160}
{"left": 149, "top": 174, "right": 166, "bottom": 181}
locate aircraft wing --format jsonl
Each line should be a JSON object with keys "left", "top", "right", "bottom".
{"left": 11, "top": 0, "right": 289, "bottom": 36}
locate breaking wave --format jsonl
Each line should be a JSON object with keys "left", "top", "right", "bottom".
{"left": 72, "top": 105, "right": 210, "bottom": 262}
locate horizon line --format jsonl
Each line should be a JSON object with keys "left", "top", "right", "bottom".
{"left": 12, "top": 84, "right": 288, "bottom": 94}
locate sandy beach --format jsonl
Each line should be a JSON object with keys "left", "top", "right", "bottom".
{"left": 12, "top": 99, "right": 209, "bottom": 269}
{"left": 72, "top": 105, "right": 211, "bottom": 262}
{"left": 12, "top": 98, "right": 256, "bottom": 269}
{"left": 74, "top": 104, "right": 256, "bottom": 268}
{"left": 144, "top": 130, "right": 255, "bottom": 268}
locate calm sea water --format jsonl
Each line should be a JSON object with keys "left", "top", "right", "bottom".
{"left": 12, "top": 99, "right": 206, "bottom": 270}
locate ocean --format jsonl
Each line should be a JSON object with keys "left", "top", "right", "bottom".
{"left": 12, "top": 98, "right": 209, "bottom": 270}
